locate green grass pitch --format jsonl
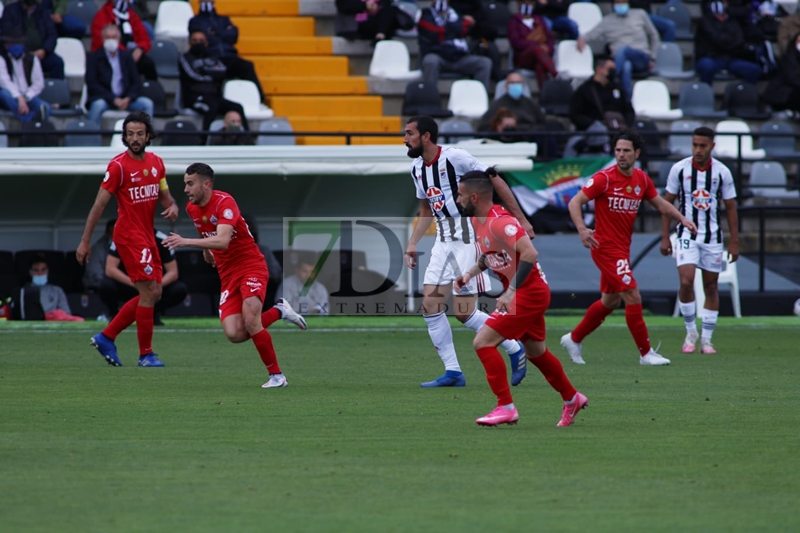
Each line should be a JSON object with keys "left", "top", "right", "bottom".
{"left": 1, "top": 315, "right": 799, "bottom": 532}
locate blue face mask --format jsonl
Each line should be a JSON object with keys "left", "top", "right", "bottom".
{"left": 7, "top": 44, "right": 25, "bottom": 58}
{"left": 613, "top": 4, "right": 630, "bottom": 16}
{"left": 32, "top": 274, "right": 48, "bottom": 286}
{"left": 507, "top": 82, "right": 524, "bottom": 100}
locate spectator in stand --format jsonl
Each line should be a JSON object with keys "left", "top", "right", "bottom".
{"left": 335, "top": 0, "right": 398, "bottom": 43}
{"left": 129, "top": 0, "right": 155, "bottom": 41}
{"left": 91, "top": 0, "right": 157, "bottom": 81}
{"left": 417, "top": 0, "right": 492, "bottom": 90}
{"left": 26, "top": 255, "right": 84, "bottom": 322}
{"left": 277, "top": 257, "right": 330, "bottom": 316}
{"left": 0, "top": 0, "right": 65, "bottom": 79}
{"left": 209, "top": 110, "right": 254, "bottom": 145}
{"left": 630, "top": 0, "right": 676, "bottom": 42}
{"left": 695, "top": 0, "right": 762, "bottom": 85}
{"left": 534, "top": 0, "right": 578, "bottom": 39}
{"left": 85, "top": 24, "right": 154, "bottom": 125}
{"left": 577, "top": 0, "right": 659, "bottom": 101}
{"left": 569, "top": 56, "right": 634, "bottom": 132}
{"left": 451, "top": 0, "right": 504, "bottom": 81}
{"left": 42, "top": 0, "right": 87, "bottom": 39}
{"left": 0, "top": 27, "right": 51, "bottom": 122}
{"left": 778, "top": 9, "right": 800, "bottom": 55}
{"left": 488, "top": 108, "right": 523, "bottom": 143}
{"left": 189, "top": 0, "right": 265, "bottom": 102}
{"left": 179, "top": 29, "right": 249, "bottom": 132}
{"left": 479, "top": 71, "right": 546, "bottom": 132}
{"left": 764, "top": 31, "right": 800, "bottom": 115}
{"left": 508, "top": 0, "right": 558, "bottom": 89}
{"left": 83, "top": 219, "right": 116, "bottom": 293}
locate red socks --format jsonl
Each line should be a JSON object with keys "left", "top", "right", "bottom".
{"left": 571, "top": 299, "right": 614, "bottom": 343}
{"left": 261, "top": 307, "right": 281, "bottom": 328}
{"left": 625, "top": 303, "right": 651, "bottom": 356}
{"left": 252, "top": 329, "right": 281, "bottom": 374}
{"left": 135, "top": 305, "right": 154, "bottom": 356}
{"left": 530, "top": 349, "right": 577, "bottom": 401}
{"left": 102, "top": 296, "right": 139, "bottom": 341}
{"left": 475, "top": 347, "right": 513, "bottom": 406}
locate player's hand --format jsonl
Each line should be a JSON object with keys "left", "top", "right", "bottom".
{"left": 660, "top": 236, "right": 672, "bottom": 256}
{"left": 162, "top": 233, "right": 186, "bottom": 251}
{"left": 578, "top": 227, "right": 599, "bottom": 249}
{"left": 496, "top": 289, "right": 514, "bottom": 314}
{"left": 454, "top": 272, "right": 472, "bottom": 292}
{"left": 162, "top": 203, "right": 179, "bottom": 222}
{"left": 681, "top": 218, "right": 698, "bottom": 235}
{"left": 727, "top": 241, "right": 739, "bottom": 263}
{"left": 405, "top": 242, "right": 418, "bottom": 269}
{"left": 75, "top": 240, "right": 91, "bottom": 265}
{"left": 203, "top": 249, "right": 215, "bottom": 267}
{"left": 519, "top": 219, "right": 535, "bottom": 239}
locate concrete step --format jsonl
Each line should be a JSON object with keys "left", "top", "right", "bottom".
{"left": 269, "top": 95, "right": 384, "bottom": 117}
{"left": 245, "top": 55, "right": 349, "bottom": 77}
{"left": 238, "top": 36, "right": 332, "bottom": 55}
{"left": 230, "top": 16, "right": 316, "bottom": 37}
{"left": 261, "top": 76, "right": 369, "bottom": 95}
{"left": 189, "top": 0, "right": 300, "bottom": 16}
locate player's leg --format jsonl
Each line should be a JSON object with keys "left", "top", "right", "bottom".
{"left": 241, "top": 295, "right": 287, "bottom": 388}
{"left": 133, "top": 278, "right": 163, "bottom": 367}
{"left": 676, "top": 238, "right": 701, "bottom": 352}
{"left": 619, "top": 287, "right": 670, "bottom": 365}
{"left": 525, "top": 337, "right": 587, "bottom": 427}
{"left": 473, "top": 325, "right": 518, "bottom": 426}
{"left": 270, "top": 298, "right": 307, "bottom": 330}
{"left": 699, "top": 269, "right": 720, "bottom": 353}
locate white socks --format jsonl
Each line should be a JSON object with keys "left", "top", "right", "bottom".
{"left": 679, "top": 301, "right": 698, "bottom": 333}
{"left": 462, "top": 309, "right": 520, "bottom": 355}
{"left": 701, "top": 309, "right": 718, "bottom": 341}
{"left": 424, "top": 312, "right": 460, "bottom": 372}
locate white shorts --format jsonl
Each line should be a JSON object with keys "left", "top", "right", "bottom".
{"left": 674, "top": 237, "right": 724, "bottom": 272}
{"left": 424, "top": 240, "right": 491, "bottom": 295}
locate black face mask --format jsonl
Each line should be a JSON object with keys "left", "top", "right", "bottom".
{"left": 606, "top": 68, "right": 617, "bottom": 80}
{"left": 190, "top": 43, "right": 207, "bottom": 56}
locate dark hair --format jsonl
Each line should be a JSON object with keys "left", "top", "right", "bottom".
{"left": 693, "top": 126, "right": 715, "bottom": 141}
{"left": 121, "top": 110, "right": 155, "bottom": 147}
{"left": 612, "top": 130, "right": 643, "bottom": 152}
{"left": 242, "top": 213, "right": 259, "bottom": 243}
{"left": 489, "top": 107, "right": 517, "bottom": 132}
{"left": 460, "top": 168, "right": 495, "bottom": 198}
{"left": 594, "top": 55, "right": 611, "bottom": 70}
{"left": 185, "top": 162, "right": 214, "bottom": 182}
{"left": 29, "top": 253, "right": 47, "bottom": 270}
{"left": 407, "top": 115, "right": 439, "bottom": 144}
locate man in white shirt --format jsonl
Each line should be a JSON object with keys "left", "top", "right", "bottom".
{"left": 0, "top": 28, "right": 50, "bottom": 122}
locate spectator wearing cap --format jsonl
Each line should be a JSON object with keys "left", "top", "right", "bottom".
{"left": 90, "top": 0, "right": 158, "bottom": 80}
{"left": 0, "top": 27, "right": 51, "bottom": 122}
{"left": 0, "top": 0, "right": 65, "bottom": 79}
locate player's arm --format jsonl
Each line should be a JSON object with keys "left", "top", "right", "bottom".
{"left": 405, "top": 199, "right": 434, "bottom": 269}
{"left": 724, "top": 198, "right": 739, "bottom": 262}
{"left": 163, "top": 224, "right": 234, "bottom": 251}
{"left": 158, "top": 184, "right": 179, "bottom": 222}
{"left": 487, "top": 169, "right": 535, "bottom": 238}
{"left": 647, "top": 195, "right": 697, "bottom": 235}
{"left": 496, "top": 231, "right": 538, "bottom": 310}
{"left": 76, "top": 188, "right": 113, "bottom": 264}
{"left": 454, "top": 252, "right": 490, "bottom": 291}
{"left": 567, "top": 190, "right": 598, "bottom": 249}
{"left": 105, "top": 254, "right": 134, "bottom": 287}
{"left": 659, "top": 191, "right": 678, "bottom": 256}
{"left": 162, "top": 258, "right": 179, "bottom": 286}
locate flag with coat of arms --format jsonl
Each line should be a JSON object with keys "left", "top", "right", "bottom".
{"left": 505, "top": 157, "right": 615, "bottom": 215}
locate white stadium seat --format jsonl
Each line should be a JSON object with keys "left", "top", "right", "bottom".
{"left": 369, "top": 40, "right": 421, "bottom": 81}
{"left": 555, "top": 40, "right": 593, "bottom": 80}
{"left": 632, "top": 80, "right": 683, "bottom": 120}
{"left": 447, "top": 80, "right": 488, "bottom": 119}
{"left": 55, "top": 37, "right": 86, "bottom": 78}
{"left": 154, "top": 1, "right": 195, "bottom": 40}
{"left": 567, "top": 3, "right": 603, "bottom": 35}
{"left": 713, "top": 120, "right": 766, "bottom": 160}
{"left": 222, "top": 80, "right": 274, "bottom": 120}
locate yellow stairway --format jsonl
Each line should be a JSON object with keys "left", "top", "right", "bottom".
{"left": 190, "top": 0, "right": 401, "bottom": 145}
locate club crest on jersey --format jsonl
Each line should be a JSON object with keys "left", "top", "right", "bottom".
{"left": 585, "top": 178, "right": 594, "bottom": 188}
{"left": 484, "top": 236, "right": 490, "bottom": 248}
{"left": 692, "top": 189, "right": 712, "bottom": 211}
{"left": 634, "top": 185, "right": 641, "bottom": 195}
{"left": 426, "top": 186, "right": 446, "bottom": 211}
{"left": 144, "top": 264, "right": 153, "bottom": 275}
{"left": 151, "top": 167, "right": 158, "bottom": 178}
{"left": 103, "top": 172, "right": 109, "bottom": 182}
{"left": 223, "top": 209, "right": 234, "bottom": 220}
{"left": 504, "top": 224, "right": 517, "bottom": 236}
{"left": 210, "top": 215, "right": 218, "bottom": 225}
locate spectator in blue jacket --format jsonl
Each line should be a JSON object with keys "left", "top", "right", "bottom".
{"left": 1, "top": 0, "right": 65, "bottom": 79}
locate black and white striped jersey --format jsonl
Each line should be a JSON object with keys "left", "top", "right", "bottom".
{"left": 666, "top": 157, "right": 737, "bottom": 244}
{"left": 411, "top": 146, "right": 487, "bottom": 243}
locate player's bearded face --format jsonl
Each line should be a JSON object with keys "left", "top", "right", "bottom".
{"left": 457, "top": 193, "right": 476, "bottom": 216}
{"left": 404, "top": 125, "right": 424, "bottom": 158}
{"left": 124, "top": 124, "right": 149, "bottom": 154}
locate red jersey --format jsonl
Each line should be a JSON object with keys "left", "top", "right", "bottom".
{"left": 472, "top": 206, "right": 546, "bottom": 292}
{"left": 581, "top": 166, "right": 658, "bottom": 253}
{"left": 186, "top": 190, "right": 265, "bottom": 281}
{"left": 101, "top": 151, "right": 167, "bottom": 246}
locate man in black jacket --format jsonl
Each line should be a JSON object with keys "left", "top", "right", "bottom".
{"left": 0, "top": 0, "right": 64, "bottom": 79}
{"left": 85, "top": 24, "right": 153, "bottom": 125}
{"left": 569, "top": 56, "right": 634, "bottom": 132}
{"left": 695, "top": 0, "right": 761, "bottom": 85}
{"left": 179, "top": 30, "right": 248, "bottom": 132}
{"left": 335, "top": 0, "right": 398, "bottom": 42}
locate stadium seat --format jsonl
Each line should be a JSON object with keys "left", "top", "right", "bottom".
{"left": 66, "top": 292, "right": 107, "bottom": 319}
{"left": 494, "top": 78, "right": 532, "bottom": 100}
{"left": 567, "top": 3, "right": 602, "bottom": 35}
{"left": 0, "top": 122, "right": 8, "bottom": 148}
{"left": 634, "top": 119, "right": 669, "bottom": 158}
{"left": 401, "top": 81, "right": 452, "bottom": 118}
{"left": 668, "top": 119, "right": 702, "bottom": 156}
{"left": 654, "top": 43, "right": 694, "bottom": 79}
{"left": 539, "top": 79, "right": 573, "bottom": 116}
{"left": 62, "top": 251, "right": 85, "bottom": 293}
{"left": 439, "top": 118, "right": 475, "bottom": 143}
{"left": 656, "top": 160, "right": 675, "bottom": 188}
{"left": 54, "top": 37, "right": 86, "bottom": 78}
{"left": 555, "top": 40, "right": 593, "bottom": 80}
{"left": 657, "top": 3, "right": 693, "bottom": 40}
{"left": 484, "top": 1, "right": 511, "bottom": 38}
{"left": 757, "top": 121, "right": 798, "bottom": 158}
{"left": 173, "top": 83, "right": 201, "bottom": 116}
{"left": 175, "top": 250, "right": 220, "bottom": 294}
{"left": 150, "top": 40, "right": 180, "bottom": 79}
{"left": 0, "top": 250, "right": 15, "bottom": 297}
{"left": 19, "top": 120, "right": 59, "bottom": 147}
{"left": 40, "top": 78, "right": 81, "bottom": 117}
{"left": 222, "top": 80, "right": 274, "bottom": 119}
{"left": 64, "top": 119, "right": 101, "bottom": 147}
{"left": 678, "top": 82, "right": 726, "bottom": 118}
{"left": 161, "top": 120, "right": 203, "bottom": 146}
{"left": 154, "top": 1, "right": 195, "bottom": 39}
{"left": 165, "top": 293, "right": 214, "bottom": 317}
{"left": 632, "top": 80, "right": 683, "bottom": 120}
{"left": 256, "top": 119, "right": 296, "bottom": 145}
{"left": 205, "top": 118, "right": 224, "bottom": 145}
{"left": 66, "top": 1, "right": 97, "bottom": 36}
{"left": 368, "top": 40, "right": 421, "bottom": 81}
{"left": 447, "top": 80, "right": 489, "bottom": 119}
{"left": 109, "top": 118, "right": 125, "bottom": 148}
{"left": 140, "top": 80, "right": 177, "bottom": 118}
{"left": 714, "top": 120, "right": 766, "bottom": 159}
{"left": 748, "top": 161, "right": 800, "bottom": 199}
{"left": 724, "top": 82, "right": 771, "bottom": 120}
{"left": 395, "top": 1, "right": 419, "bottom": 38}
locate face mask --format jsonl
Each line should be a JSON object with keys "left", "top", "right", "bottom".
{"left": 190, "top": 43, "right": 207, "bottom": 56}
{"left": 7, "top": 44, "right": 25, "bottom": 58}
{"left": 607, "top": 68, "right": 616, "bottom": 80}
{"left": 227, "top": 124, "right": 242, "bottom": 132}
{"left": 23, "top": 0, "right": 38, "bottom": 7}
{"left": 200, "top": 1, "right": 214, "bottom": 12}
{"left": 507, "top": 82, "right": 524, "bottom": 100}
{"left": 519, "top": 3, "right": 534, "bottom": 17}
{"left": 613, "top": 4, "right": 629, "bottom": 16}
{"left": 103, "top": 39, "right": 119, "bottom": 54}
{"left": 710, "top": 1, "right": 726, "bottom": 17}
{"left": 32, "top": 274, "right": 47, "bottom": 286}
{"left": 434, "top": 0, "right": 448, "bottom": 12}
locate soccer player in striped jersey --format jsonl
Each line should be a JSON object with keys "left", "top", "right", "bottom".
{"left": 403, "top": 115, "right": 533, "bottom": 388}
{"left": 659, "top": 126, "right": 739, "bottom": 354}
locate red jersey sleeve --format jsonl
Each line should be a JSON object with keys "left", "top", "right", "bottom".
{"left": 100, "top": 160, "right": 124, "bottom": 195}
{"left": 581, "top": 171, "right": 609, "bottom": 201}
{"left": 643, "top": 174, "right": 658, "bottom": 201}
{"left": 216, "top": 196, "right": 241, "bottom": 227}
{"left": 488, "top": 217, "right": 525, "bottom": 248}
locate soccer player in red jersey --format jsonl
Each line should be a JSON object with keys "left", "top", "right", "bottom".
{"left": 562, "top": 131, "right": 698, "bottom": 366}
{"left": 162, "top": 163, "right": 307, "bottom": 389}
{"left": 454, "top": 169, "right": 588, "bottom": 427}
{"left": 76, "top": 111, "right": 179, "bottom": 367}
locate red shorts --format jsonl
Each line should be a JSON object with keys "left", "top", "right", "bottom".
{"left": 484, "top": 283, "right": 550, "bottom": 343}
{"left": 592, "top": 249, "right": 638, "bottom": 294}
{"left": 116, "top": 243, "right": 162, "bottom": 283}
{"left": 218, "top": 269, "right": 268, "bottom": 321}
